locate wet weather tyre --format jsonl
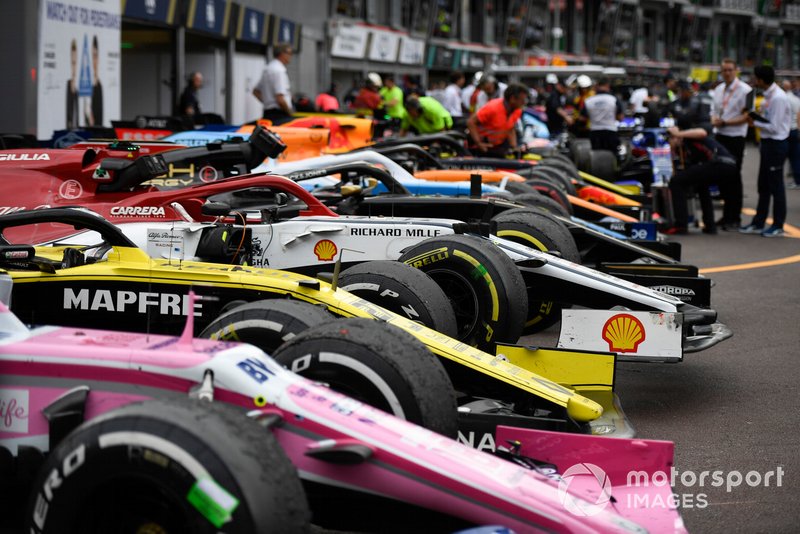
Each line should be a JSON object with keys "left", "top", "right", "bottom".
{"left": 513, "top": 192, "right": 571, "bottom": 217}
{"left": 492, "top": 208, "right": 576, "bottom": 334}
{"left": 338, "top": 260, "right": 458, "bottom": 338}
{"left": 272, "top": 318, "right": 458, "bottom": 437}
{"left": 588, "top": 150, "right": 617, "bottom": 181}
{"left": 398, "top": 234, "right": 527, "bottom": 351}
{"left": 199, "top": 299, "right": 333, "bottom": 354}
{"left": 26, "top": 398, "right": 310, "bottom": 534}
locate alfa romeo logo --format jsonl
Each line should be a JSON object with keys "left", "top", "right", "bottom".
{"left": 558, "top": 463, "right": 613, "bottom": 516}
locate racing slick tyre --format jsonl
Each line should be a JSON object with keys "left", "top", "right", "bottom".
{"left": 570, "top": 139, "right": 592, "bottom": 171}
{"left": 398, "top": 235, "right": 527, "bottom": 351}
{"left": 588, "top": 149, "right": 617, "bottom": 181}
{"left": 542, "top": 153, "right": 578, "bottom": 171}
{"left": 338, "top": 260, "right": 458, "bottom": 338}
{"left": 524, "top": 166, "right": 578, "bottom": 196}
{"left": 501, "top": 180, "right": 541, "bottom": 197}
{"left": 25, "top": 398, "right": 310, "bottom": 534}
{"left": 521, "top": 180, "right": 573, "bottom": 215}
{"left": 272, "top": 318, "right": 459, "bottom": 437}
{"left": 538, "top": 157, "right": 580, "bottom": 183}
{"left": 492, "top": 208, "right": 578, "bottom": 334}
{"left": 199, "top": 299, "right": 334, "bottom": 353}
{"left": 492, "top": 208, "right": 581, "bottom": 263}
{"left": 512, "top": 191, "right": 571, "bottom": 217}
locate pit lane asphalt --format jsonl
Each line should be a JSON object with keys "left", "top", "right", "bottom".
{"left": 530, "top": 143, "right": 800, "bottom": 533}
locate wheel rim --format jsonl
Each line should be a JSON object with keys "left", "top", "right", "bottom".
{"left": 77, "top": 476, "right": 195, "bottom": 533}
{"left": 426, "top": 268, "right": 479, "bottom": 343}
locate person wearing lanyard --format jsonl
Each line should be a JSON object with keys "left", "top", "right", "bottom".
{"left": 740, "top": 65, "right": 792, "bottom": 237}
{"left": 710, "top": 58, "right": 751, "bottom": 230}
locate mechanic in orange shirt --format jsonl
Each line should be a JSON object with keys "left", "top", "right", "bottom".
{"left": 466, "top": 82, "right": 529, "bottom": 157}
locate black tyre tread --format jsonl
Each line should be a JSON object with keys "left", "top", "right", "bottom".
{"left": 538, "top": 158, "right": 580, "bottom": 182}
{"left": 492, "top": 208, "right": 581, "bottom": 263}
{"left": 339, "top": 261, "right": 457, "bottom": 338}
{"left": 529, "top": 166, "right": 577, "bottom": 195}
{"left": 272, "top": 318, "right": 458, "bottom": 437}
{"left": 513, "top": 192, "right": 571, "bottom": 217}
{"left": 588, "top": 149, "right": 617, "bottom": 181}
{"left": 398, "top": 234, "right": 527, "bottom": 350}
{"left": 502, "top": 180, "right": 540, "bottom": 196}
{"left": 492, "top": 208, "right": 575, "bottom": 335}
{"left": 522, "top": 179, "right": 573, "bottom": 215}
{"left": 27, "top": 398, "right": 310, "bottom": 533}
{"left": 199, "top": 299, "right": 333, "bottom": 353}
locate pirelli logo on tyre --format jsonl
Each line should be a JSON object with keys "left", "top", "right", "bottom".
{"left": 402, "top": 247, "right": 449, "bottom": 269}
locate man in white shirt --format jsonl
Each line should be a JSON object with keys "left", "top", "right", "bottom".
{"left": 710, "top": 58, "right": 751, "bottom": 228}
{"left": 443, "top": 71, "right": 465, "bottom": 121}
{"left": 782, "top": 80, "right": 800, "bottom": 189}
{"left": 475, "top": 75, "right": 507, "bottom": 111}
{"left": 581, "top": 78, "right": 623, "bottom": 152}
{"left": 253, "top": 43, "right": 293, "bottom": 125}
{"left": 740, "top": 65, "right": 792, "bottom": 237}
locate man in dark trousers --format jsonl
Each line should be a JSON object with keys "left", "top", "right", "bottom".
{"left": 178, "top": 72, "right": 203, "bottom": 119}
{"left": 710, "top": 58, "right": 751, "bottom": 229}
{"left": 581, "top": 78, "right": 623, "bottom": 152}
{"left": 544, "top": 74, "right": 573, "bottom": 137}
{"left": 740, "top": 65, "right": 792, "bottom": 237}
{"left": 665, "top": 118, "right": 739, "bottom": 235}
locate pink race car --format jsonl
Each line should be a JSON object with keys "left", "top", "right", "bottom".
{"left": 0, "top": 279, "right": 685, "bottom": 533}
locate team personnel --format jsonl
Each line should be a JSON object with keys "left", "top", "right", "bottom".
{"left": 741, "top": 65, "right": 792, "bottom": 237}
{"left": 398, "top": 96, "right": 453, "bottom": 136}
{"left": 581, "top": 78, "right": 623, "bottom": 152}
{"left": 782, "top": 79, "right": 800, "bottom": 189}
{"left": 442, "top": 71, "right": 465, "bottom": 120}
{"left": 544, "top": 74, "right": 573, "bottom": 136}
{"left": 379, "top": 75, "right": 405, "bottom": 120}
{"left": 466, "top": 82, "right": 528, "bottom": 157}
{"left": 710, "top": 58, "right": 751, "bottom": 228}
{"left": 665, "top": 120, "right": 739, "bottom": 235}
{"left": 253, "top": 43, "right": 294, "bottom": 124}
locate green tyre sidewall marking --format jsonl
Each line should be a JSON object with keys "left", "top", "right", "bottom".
{"left": 399, "top": 234, "right": 527, "bottom": 351}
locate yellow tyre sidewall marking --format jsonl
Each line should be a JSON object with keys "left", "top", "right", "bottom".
{"left": 452, "top": 249, "right": 500, "bottom": 321}
{"left": 496, "top": 228, "right": 548, "bottom": 251}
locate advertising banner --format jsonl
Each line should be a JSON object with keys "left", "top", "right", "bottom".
{"left": 37, "top": 0, "right": 121, "bottom": 140}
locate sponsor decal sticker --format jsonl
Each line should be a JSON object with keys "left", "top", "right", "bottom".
{"left": 0, "top": 153, "right": 50, "bottom": 161}
{"left": 0, "top": 389, "right": 29, "bottom": 433}
{"left": 199, "top": 165, "right": 219, "bottom": 183}
{"left": 109, "top": 206, "right": 166, "bottom": 217}
{"left": 58, "top": 180, "right": 83, "bottom": 200}
{"left": 602, "top": 313, "right": 646, "bottom": 353}
{"left": 313, "top": 239, "right": 338, "bottom": 261}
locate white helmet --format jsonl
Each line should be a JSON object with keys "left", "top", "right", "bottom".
{"left": 577, "top": 75, "right": 593, "bottom": 89}
{"left": 367, "top": 72, "right": 383, "bottom": 87}
{"left": 472, "top": 71, "right": 484, "bottom": 85}
{"left": 546, "top": 73, "right": 559, "bottom": 85}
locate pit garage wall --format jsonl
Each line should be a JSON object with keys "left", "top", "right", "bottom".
{"left": 0, "top": 0, "right": 39, "bottom": 137}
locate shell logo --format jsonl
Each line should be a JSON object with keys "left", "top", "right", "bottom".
{"left": 313, "top": 239, "right": 338, "bottom": 261}
{"left": 601, "top": 313, "right": 646, "bottom": 353}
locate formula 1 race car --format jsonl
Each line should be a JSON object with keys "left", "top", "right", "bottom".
{"left": 0, "top": 207, "right": 632, "bottom": 445}
{"left": 0, "top": 277, "right": 686, "bottom": 533}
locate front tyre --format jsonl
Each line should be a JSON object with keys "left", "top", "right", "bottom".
{"left": 272, "top": 318, "right": 458, "bottom": 437}
{"left": 26, "top": 398, "right": 310, "bottom": 534}
{"left": 398, "top": 234, "right": 527, "bottom": 351}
